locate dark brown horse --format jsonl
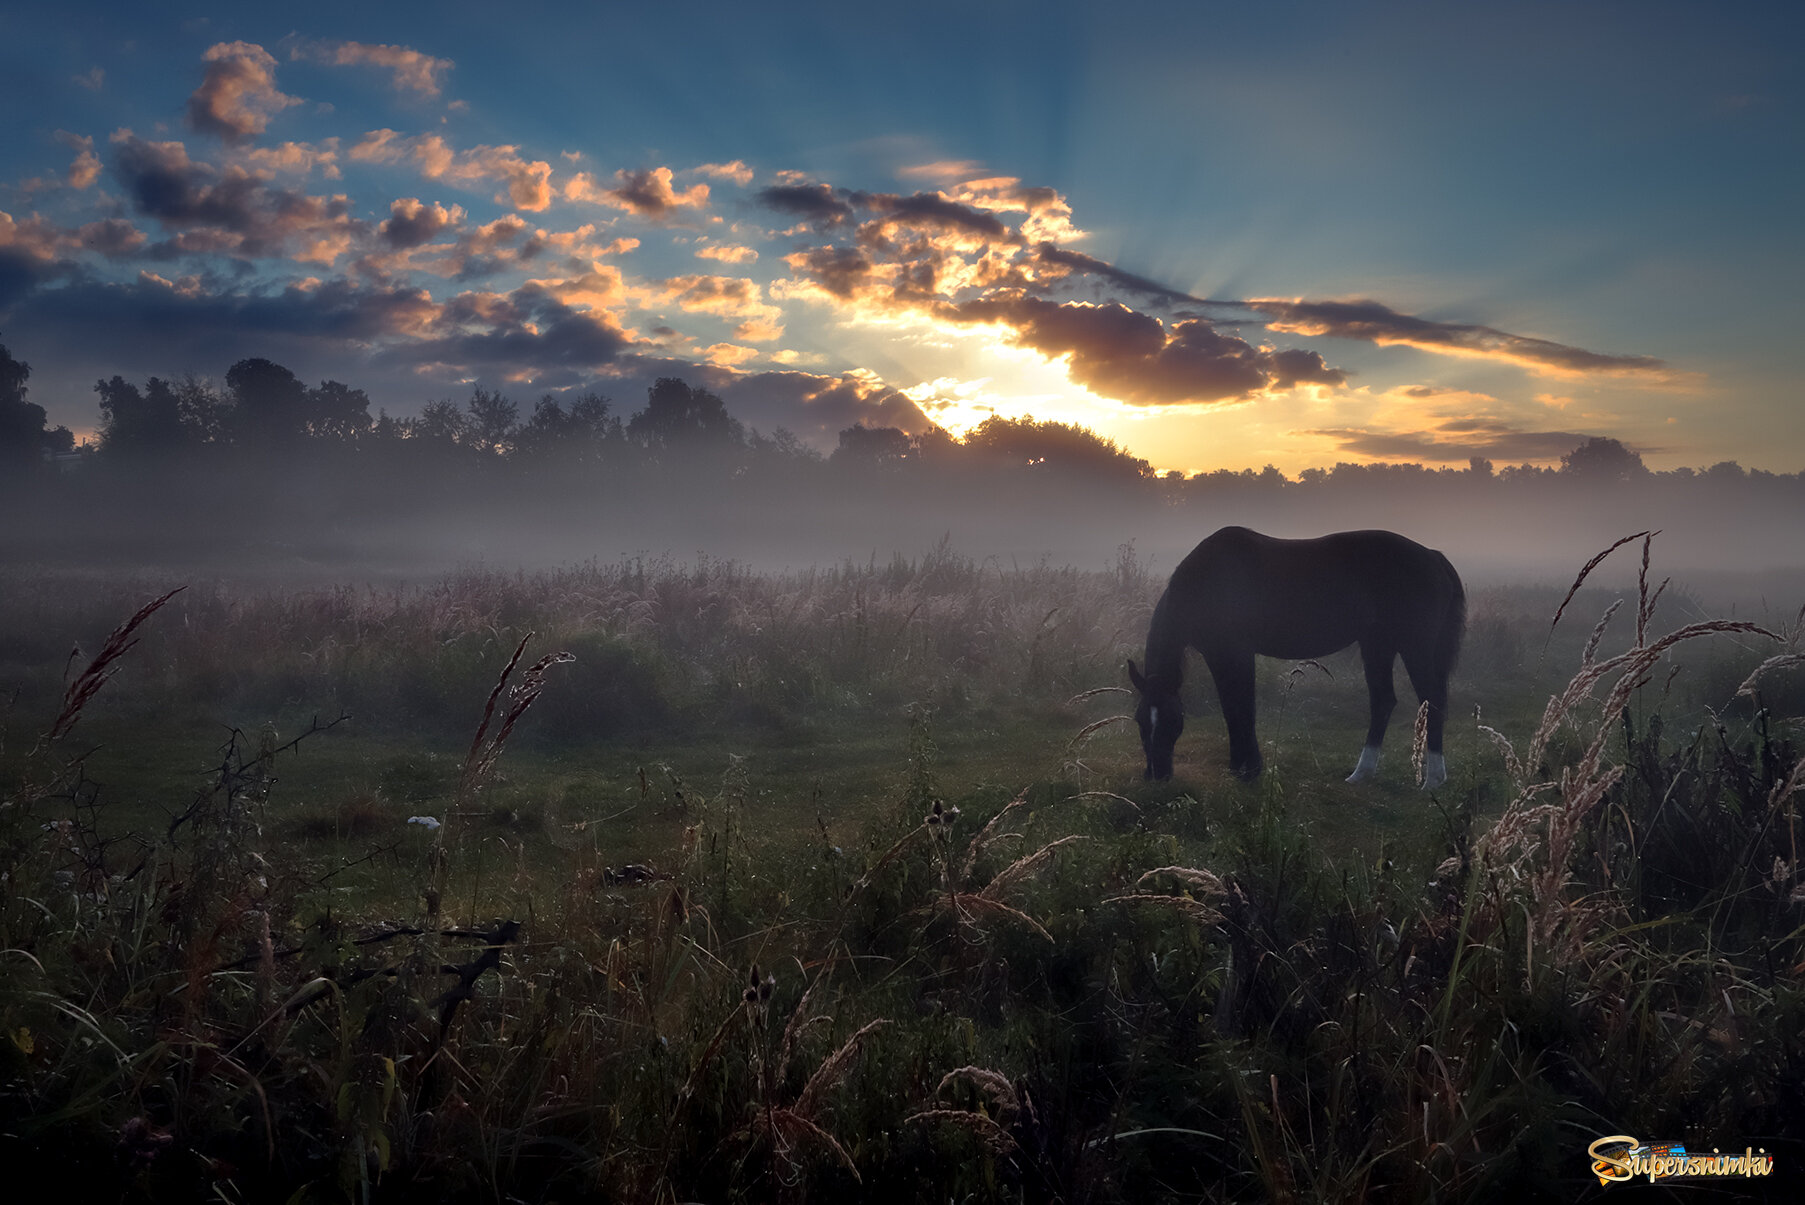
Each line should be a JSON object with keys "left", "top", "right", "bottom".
{"left": 1127, "top": 527, "right": 1464, "bottom": 786}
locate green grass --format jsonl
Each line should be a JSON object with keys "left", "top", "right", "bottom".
{"left": 2, "top": 545, "right": 1802, "bottom": 1202}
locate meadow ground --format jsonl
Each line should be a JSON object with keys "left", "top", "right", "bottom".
{"left": 2, "top": 540, "right": 1802, "bottom": 1202}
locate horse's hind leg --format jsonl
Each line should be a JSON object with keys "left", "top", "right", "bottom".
{"left": 1400, "top": 646, "right": 1450, "bottom": 789}
{"left": 1347, "top": 640, "right": 1397, "bottom": 783}
{"left": 1204, "top": 646, "right": 1262, "bottom": 781}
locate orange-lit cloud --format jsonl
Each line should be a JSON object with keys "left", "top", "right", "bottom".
{"left": 703, "top": 342, "right": 759, "bottom": 366}
{"left": 565, "top": 166, "right": 710, "bottom": 216}
{"left": 696, "top": 243, "right": 758, "bottom": 264}
{"left": 352, "top": 130, "right": 553, "bottom": 211}
{"left": 292, "top": 40, "right": 454, "bottom": 98}
{"left": 55, "top": 131, "right": 102, "bottom": 189}
{"left": 186, "top": 42, "right": 300, "bottom": 142}
{"left": 695, "top": 160, "right": 754, "bottom": 185}
{"left": 1250, "top": 297, "right": 1669, "bottom": 379}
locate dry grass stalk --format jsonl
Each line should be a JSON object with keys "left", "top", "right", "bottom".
{"left": 934, "top": 1066, "right": 1021, "bottom": 1123}
{"left": 1134, "top": 865, "right": 1226, "bottom": 896}
{"left": 1066, "top": 685, "right": 1132, "bottom": 705}
{"left": 905, "top": 1108, "right": 1020, "bottom": 1156}
{"left": 1103, "top": 892, "right": 1223, "bottom": 925}
{"left": 942, "top": 892, "right": 1055, "bottom": 941}
{"left": 1411, "top": 700, "right": 1430, "bottom": 787}
{"left": 957, "top": 792, "right": 1029, "bottom": 881}
{"left": 45, "top": 587, "right": 185, "bottom": 744}
{"left": 1736, "top": 652, "right": 1805, "bottom": 700}
{"left": 1066, "top": 714, "right": 1129, "bottom": 751}
{"left": 980, "top": 835, "right": 1089, "bottom": 901}
{"left": 766, "top": 1109, "right": 861, "bottom": 1180}
{"left": 793, "top": 1017, "right": 890, "bottom": 1120}
{"left": 1546, "top": 530, "right": 1651, "bottom": 645}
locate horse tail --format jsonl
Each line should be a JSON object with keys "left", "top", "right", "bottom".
{"left": 1436, "top": 553, "right": 1466, "bottom": 677}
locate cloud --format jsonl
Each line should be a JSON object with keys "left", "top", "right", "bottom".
{"left": 352, "top": 130, "right": 553, "bottom": 211}
{"left": 1249, "top": 297, "right": 1669, "bottom": 378}
{"left": 292, "top": 40, "right": 453, "bottom": 98}
{"left": 1032, "top": 244, "right": 1203, "bottom": 308}
{"left": 379, "top": 197, "right": 464, "bottom": 248}
{"left": 237, "top": 139, "right": 342, "bottom": 180}
{"left": 110, "top": 132, "right": 366, "bottom": 263}
{"left": 186, "top": 42, "right": 301, "bottom": 142}
{"left": 703, "top": 342, "right": 759, "bottom": 366}
{"left": 942, "top": 298, "right": 1345, "bottom": 405}
{"left": 55, "top": 131, "right": 102, "bottom": 189}
{"left": 898, "top": 160, "right": 985, "bottom": 182}
{"left": 381, "top": 282, "right": 631, "bottom": 380}
{"left": 1301, "top": 420, "right": 1595, "bottom": 464}
{"left": 696, "top": 243, "right": 758, "bottom": 264}
{"left": 72, "top": 67, "right": 105, "bottom": 91}
{"left": 694, "top": 160, "right": 754, "bottom": 185}
{"left": 757, "top": 182, "right": 856, "bottom": 226}
{"left": 566, "top": 167, "right": 710, "bottom": 216}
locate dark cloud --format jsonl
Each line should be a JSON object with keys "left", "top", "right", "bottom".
{"left": 110, "top": 133, "right": 365, "bottom": 261}
{"left": 942, "top": 298, "right": 1345, "bottom": 405}
{"left": 379, "top": 198, "right": 460, "bottom": 248}
{"left": 757, "top": 183, "right": 855, "bottom": 226}
{"left": 1250, "top": 297, "right": 1668, "bottom": 377}
{"left": 863, "top": 192, "right": 1011, "bottom": 243}
{"left": 1032, "top": 244, "right": 1203, "bottom": 308}
{"left": 787, "top": 245, "right": 875, "bottom": 300}
{"left": 1303, "top": 422, "right": 1593, "bottom": 463}
{"left": 381, "top": 283, "right": 627, "bottom": 376}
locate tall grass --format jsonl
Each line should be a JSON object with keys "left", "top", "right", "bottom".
{"left": 0, "top": 536, "right": 1801, "bottom": 1200}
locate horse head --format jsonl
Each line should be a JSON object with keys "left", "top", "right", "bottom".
{"left": 1127, "top": 659, "right": 1184, "bottom": 780}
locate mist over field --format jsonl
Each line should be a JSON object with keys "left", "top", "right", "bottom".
{"left": 7, "top": 420, "right": 1803, "bottom": 605}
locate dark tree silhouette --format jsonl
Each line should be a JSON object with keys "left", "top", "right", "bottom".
{"left": 962, "top": 414, "right": 1150, "bottom": 479}
{"left": 96, "top": 376, "right": 187, "bottom": 455}
{"left": 627, "top": 377, "right": 744, "bottom": 451}
{"left": 0, "top": 337, "right": 51, "bottom": 468}
{"left": 516, "top": 391, "right": 619, "bottom": 462}
{"left": 832, "top": 423, "right": 911, "bottom": 467}
{"left": 1560, "top": 436, "right": 1647, "bottom": 482}
{"left": 305, "top": 380, "right": 374, "bottom": 443}
{"left": 227, "top": 358, "right": 311, "bottom": 447}
{"left": 464, "top": 388, "right": 519, "bottom": 456}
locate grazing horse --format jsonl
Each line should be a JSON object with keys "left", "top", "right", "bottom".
{"left": 1127, "top": 527, "right": 1464, "bottom": 787}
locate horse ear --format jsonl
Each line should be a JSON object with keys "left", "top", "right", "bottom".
{"left": 1127, "top": 659, "right": 1146, "bottom": 692}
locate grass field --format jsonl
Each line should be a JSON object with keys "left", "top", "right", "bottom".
{"left": 2, "top": 539, "right": 1802, "bottom": 1201}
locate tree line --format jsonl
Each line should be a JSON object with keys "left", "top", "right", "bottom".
{"left": 3, "top": 337, "right": 1801, "bottom": 497}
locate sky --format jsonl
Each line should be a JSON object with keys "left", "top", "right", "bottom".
{"left": 1, "top": 0, "right": 1800, "bottom": 476}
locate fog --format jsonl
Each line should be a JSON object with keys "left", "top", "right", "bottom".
{"left": 6, "top": 451, "right": 1804, "bottom": 615}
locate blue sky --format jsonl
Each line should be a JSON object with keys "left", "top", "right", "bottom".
{"left": 2, "top": 0, "right": 1799, "bottom": 473}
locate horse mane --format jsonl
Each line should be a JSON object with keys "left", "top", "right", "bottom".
{"left": 1142, "top": 590, "right": 1187, "bottom": 689}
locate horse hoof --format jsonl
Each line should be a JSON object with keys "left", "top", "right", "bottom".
{"left": 1346, "top": 745, "right": 1382, "bottom": 783}
{"left": 1420, "top": 752, "right": 1447, "bottom": 790}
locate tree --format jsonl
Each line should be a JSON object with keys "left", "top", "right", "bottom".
{"left": 305, "top": 380, "right": 374, "bottom": 443}
{"left": 832, "top": 423, "right": 911, "bottom": 468}
{"left": 626, "top": 377, "right": 744, "bottom": 452}
{"left": 227, "top": 357, "right": 311, "bottom": 447}
{"left": 960, "top": 415, "right": 1150, "bottom": 480}
{"left": 464, "top": 388, "right": 518, "bottom": 456}
{"left": 96, "top": 376, "right": 186, "bottom": 455}
{"left": 0, "top": 337, "right": 49, "bottom": 468}
{"left": 1560, "top": 436, "right": 1647, "bottom": 482}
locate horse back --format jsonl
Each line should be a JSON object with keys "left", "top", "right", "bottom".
{"left": 1164, "top": 527, "right": 1461, "bottom": 659}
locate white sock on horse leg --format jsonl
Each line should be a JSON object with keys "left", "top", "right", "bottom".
{"left": 1421, "top": 751, "right": 1446, "bottom": 789}
{"left": 1346, "top": 744, "right": 1382, "bottom": 782}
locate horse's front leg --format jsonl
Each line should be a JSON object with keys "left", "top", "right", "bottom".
{"left": 1401, "top": 647, "right": 1450, "bottom": 789}
{"left": 1348, "top": 640, "right": 1397, "bottom": 783}
{"left": 1205, "top": 647, "right": 1262, "bottom": 781}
